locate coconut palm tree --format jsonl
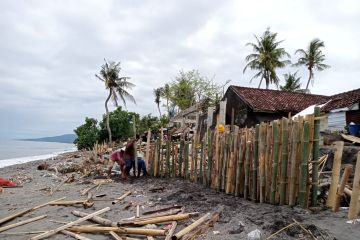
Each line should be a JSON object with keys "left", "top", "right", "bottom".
{"left": 243, "top": 28, "right": 291, "bottom": 89}
{"left": 154, "top": 87, "right": 162, "bottom": 117}
{"left": 161, "top": 83, "right": 172, "bottom": 117}
{"left": 280, "top": 72, "right": 308, "bottom": 93}
{"left": 95, "top": 59, "right": 135, "bottom": 144}
{"left": 293, "top": 39, "right": 330, "bottom": 91}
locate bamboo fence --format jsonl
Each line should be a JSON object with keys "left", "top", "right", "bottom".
{"left": 146, "top": 111, "right": 321, "bottom": 208}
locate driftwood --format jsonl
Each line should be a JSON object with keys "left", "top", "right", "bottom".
{"left": 142, "top": 205, "right": 182, "bottom": 215}
{"left": 0, "top": 197, "right": 65, "bottom": 226}
{"left": 112, "top": 191, "right": 131, "bottom": 205}
{"left": 50, "top": 175, "right": 73, "bottom": 195}
{"left": 61, "top": 230, "right": 94, "bottom": 240}
{"left": 182, "top": 212, "right": 220, "bottom": 240}
{"left": 172, "top": 213, "right": 211, "bottom": 240}
{"left": 165, "top": 221, "right": 177, "bottom": 240}
{"left": 49, "top": 198, "right": 94, "bottom": 209}
{"left": 30, "top": 207, "right": 110, "bottom": 240}
{"left": 72, "top": 210, "right": 118, "bottom": 227}
{"left": 67, "top": 226, "right": 166, "bottom": 236}
{"left": 0, "top": 215, "right": 47, "bottom": 233}
{"left": 81, "top": 184, "right": 99, "bottom": 196}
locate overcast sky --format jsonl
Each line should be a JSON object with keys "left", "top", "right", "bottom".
{"left": 0, "top": 0, "right": 359, "bottom": 139}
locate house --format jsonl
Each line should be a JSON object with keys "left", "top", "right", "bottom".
{"left": 321, "top": 88, "right": 360, "bottom": 131}
{"left": 222, "top": 86, "right": 330, "bottom": 127}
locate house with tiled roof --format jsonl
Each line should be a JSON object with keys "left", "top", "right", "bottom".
{"left": 222, "top": 86, "right": 330, "bottom": 127}
{"left": 321, "top": 88, "right": 360, "bottom": 132}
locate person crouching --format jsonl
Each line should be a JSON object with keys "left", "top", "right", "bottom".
{"left": 108, "top": 149, "right": 127, "bottom": 179}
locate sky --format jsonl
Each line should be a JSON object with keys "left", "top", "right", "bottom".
{"left": 0, "top": 0, "right": 359, "bottom": 139}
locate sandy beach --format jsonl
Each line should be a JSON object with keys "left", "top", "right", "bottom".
{"left": 0, "top": 152, "right": 359, "bottom": 240}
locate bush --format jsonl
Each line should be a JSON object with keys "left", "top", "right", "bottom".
{"left": 74, "top": 118, "right": 99, "bottom": 150}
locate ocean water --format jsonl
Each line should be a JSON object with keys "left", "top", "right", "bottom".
{"left": 0, "top": 140, "right": 77, "bottom": 168}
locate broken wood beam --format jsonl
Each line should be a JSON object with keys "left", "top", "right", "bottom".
{"left": 30, "top": 207, "right": 110, "bottom": 240}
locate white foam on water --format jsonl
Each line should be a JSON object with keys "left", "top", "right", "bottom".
{"left": 0, "top": 148, "right": 77, "bottom": 169}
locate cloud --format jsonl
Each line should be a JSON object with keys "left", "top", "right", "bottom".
{"left": 0, "top": 0, "right": 359, "bottom": 138}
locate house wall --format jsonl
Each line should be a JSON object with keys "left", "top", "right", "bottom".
{"left": 328, "top": 111, "right": 346, "bottom": 131}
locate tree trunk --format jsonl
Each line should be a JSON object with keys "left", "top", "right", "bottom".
{"left": 166, "top": 99, "right": 169, "bottom": 117}
{"left": 157, "top": 104, "right": 162, "bottom": 118}
{"left": 105, "top": 89, "right": 112, "bottom": 145}
{"left": 258, "top": 78, "right": 263, "bottom": 88}
{"left": 305, "top": 70, "right": 311, "bottom": 92}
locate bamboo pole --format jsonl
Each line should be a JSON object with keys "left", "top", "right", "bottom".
{"left": 311, "top": 107, "right": 320, "bottom": 207}
{"left": 194, "top": 138, "right": 198, "bottom": 183}
{"left": 160, "top": 140, "right": 164, "bottom": 177}
{"left": 226, "top": 136, "right": 235, "bottom": 194}
{"left": 270, "top": 120, "right": 280, "bottom": 205}
{"left": 172, "top": 213, "right": 211, "bottom": 240}
{"left": 289, "top": 121, "right": 299, "bottom": 206}
{"left": 50, "top": 175, "right": 72, "bottom": 195}
{"left": 326, "top": 141, "right": 344, "bottom": 208}
{"left": 185, "top": 141, "right": 189, "bottom": 179}
{"left": 207, "top": 131, "right": 214, "bottom": 187}
{"left": 171, "top": 141, "right": 175, "bottom": 177}
{"left": 252, "top": 125, "right": 259, "bottom": 201}
{"left": 154, "top": 140, "right": 159, "bottom": 177}
{"left": 244, "top": 141, "right": 251, "bottom": 200}
{"left": 0, "top": 197, "right": 65, "bottom": 226}
{"left": 166, "top": 140, "right": 171, "bottom": 177}
{"left": 259, "top": 123, "right": 266, "bottom": 203}
{"left": 72, "top": 210, "right": 118, "bottom": 227}
{"left": 279, "top": 118, "right": 289, "bottom": 205}
{"left": 31, "top": 207, "right": 110, "bottom": 240}
{"left": 165, "top": 221, "right": 177, "bottom": 240}
{"left": 200, "top": 141, "right": 204, "bottom": 184}
{"left": 349, "top": 152, "right": 360, "bottom": 220}
{"left": 67, "top": 226, "right": 166, "bottom": 236}
{"left": 145, "top": 129, "right": 151, "bottom": 169}
{"left": 299, "top": 121, "right": 310, "bottom": 208}
{"left": 132, "top": 213, "right": 196, "bottom": 225}
{"left": 220, "top": 134, "right": 226, "bottom": 191}
{"left": 61, "top": 230, "right": 94, "bottom": 240}
{"left": 0, "top": 215, "right": 47, "bottom": 233}
{"left": 333, "top": 165, "right": 352, "bottom": 212}
{"left": 112, "top": 191, "right": 131, "bottom": 205}
{"left": 179, "top": 140, "right": 184, "bottom": 177}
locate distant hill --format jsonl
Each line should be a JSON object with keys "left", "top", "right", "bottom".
{"left": 21, "top": 134, "right": 77, "bottom": 144}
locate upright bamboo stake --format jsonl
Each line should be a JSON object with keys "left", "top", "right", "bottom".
{"left": 270, "top": 120, "right": 280, "bottom": 204}
{"left": 289, "top": 122, "right": 299, "bottom": 206}
{"left": 166, "top": 141, "right": 171, "bottom": 177}
{"left": 348, "top": 152, "right": 360, "bottom": 220}
{"left": 160, "top": 140, "right": 164, "bottom": 177}
{"left": 145, "top": 129, "right": 151, "bottom": 169}
{"left": 280, "top": 118, "right": 289, "bottom": 205}
{"left": 326, "top": 141, "right": 344, "bottom": 208}
{"left": 200, "top": 141, "right": 204, "bottom": 184}
{"left": 31, "top": 207, "right": 110, "bottom": 240}
{"left": 184, "top": 141, "right": 189, "bottom": 179}
{"left": 194, "top": 139, "right": 198, "bottom": 183}
{"left": 179, "top": 140, "right": 184, "bottom": 177}
{"left": 244, "top": 141, "right": 251, "bottom": 200}
{"left": 214, "top": 133, "right": 221, "bottom": 190}
{"left": 252, "top": 125, "right": 260, "bottom": 201}
{"left": 207, "top": 131, "right": 214, "bottom": 187}
{"left": 333, "top": 165, "right": 352, "bottom": 212}
{"left": 220, "top": 134, "right": 228, "bottom": 191}
{"left": 259, "top": 123, "right": 267, "bottom": 203}
{"left": 265, "top": 124, "right": 272, "bottom": 202}
{"left": 299, "top": 121, "right": 310, "bottom": 208}
{"left": 171, "top": 141, "right": 175, "bottom": 177}
{"left": 311, "top": 107, "right": 321, "bottom": 207}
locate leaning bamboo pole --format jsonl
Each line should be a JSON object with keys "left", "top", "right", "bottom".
{"left": 311, "top": 107, "right": 321, "bottom": 207}
{"left": 270, "top": 120, "right": 280, "bottom": 205}
{"left": 279, "top": 118, "right": 289, "bottom": 205}
{"left": 244, "top": 141, "right": 251, "bottom": 200}
{"left": 299, "top": 121, "right": 310, "bottom": 208}
{"left": 252, "top": 124, "right": 260, "bottom": 201}
{"left": 348, "top": 152, "right": 360, "bottom": 220}
{"left": 333, "top": 165, "right": 352, "bottom": 212}
{"left": 289, "top": 121, "right": 299, "bottom": 206}
{"left": 326, "top": 141, "right": 344, "bottom": 208}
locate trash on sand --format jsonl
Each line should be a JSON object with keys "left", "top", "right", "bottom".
{"left": 346, "top": 219, "right": 360, "bottom": 224}
{"left": 213, "top": 230, "right": 220, "bottom": 235}
{"left": 0, "top": 177, "right": 17, "bottom": 187}
{"left": 247, "top": 229, "right": 262, "bottom": 240}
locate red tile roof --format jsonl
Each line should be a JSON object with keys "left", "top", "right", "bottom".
{"left": 322, "top": 88, "right": 360, "bottom": 112}
{"left": 229, "top": 86, "right": 330, "bottom": 113}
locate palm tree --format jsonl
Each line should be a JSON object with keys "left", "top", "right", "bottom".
{"left": 280, "top": 72, "right": 308, "bottom": 93}
{"left": 95, "top": 59, "right": 135, "bottom": 144}
{"left": 161, "top": 83, "right": 172, "bottom": 117}
{"left": 293, "top": 39, "right": 330, "bottom": 91}
{"left": 154, "top": 88, "right": 162, "bottom": 117}
{"left": 243, "top": 28, "right": 291, "bottom": 89}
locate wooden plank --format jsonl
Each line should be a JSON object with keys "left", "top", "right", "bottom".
{"left": 333, "top": 165, "right": 352, "bottom": 212}
{"left": 348, "top": 152, "right": 360, "bottom": 220}
{"left": 326, "top": 141, "right": 344, "bottom": 208}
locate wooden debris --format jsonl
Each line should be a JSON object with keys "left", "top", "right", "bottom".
{"left": 112, "top": 191, "right": 131, "bottom": 205}
{"left": 128, "top": 213, "right": 199, "bottom": 226}
{"left": 266, "top": 222, "right": 297, "bottom": 239}
{"left": 148, "top": 186, "right": 165, "bottom": 192}
{"left": 81, "top": 184, "right": 99, "bottom": 196}
{"left": 182, "top": 212, "right": 220, "bottom": 240}
{"left": 0, "top": 215, "right": 47, "bottom": 233}
{"left": 50, "top": 175, "right": 74, "bottom": 195}
{"left": 341, "top": 134, "right": 360, "bottom": 144}
{"left": 0, "top": 197, "right": 65, "bottom": 226}
{"left": 333, "top": 165, "right": 352, "bottom": 212}
{"left": 30, "top": 207, "right": 110, "bottom": 240}
{"left": 142, "top": 205, "right": 182, "bottom": 215}
{"left": 165, "top": 221, "right": 177, "bottom": 240}
{"left": 172, "top": 212, "right": 211, "bottom": 240}
{"left": 67, "top": 226, "right": 166, "bottom": 236}
{"left": 49, "top": 198, "right": 94, "bottom": 209}
{"left": 349, "top": 152, "right": 360, "bottom": 220}
{"left": 72, "top": 210, "right": 118, "bottom": 227}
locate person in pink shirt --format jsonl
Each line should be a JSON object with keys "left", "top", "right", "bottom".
{"left": 108, "top": 149, "right": 127, "bottom": 179}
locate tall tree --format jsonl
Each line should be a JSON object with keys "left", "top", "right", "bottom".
{"left": 293, "top": 39, "right": 330, "bottom": 91}
{"left": 154, "top": 87, "right": 162, "bottom": 117}
{"left": 161, "top": 83, "right": 172, "bottom": 117}
{"left": 95, "top": 59, "right": 135, "bottom": 144}
{"left": 280, "top": 72, "right": 308, "bottom": 93}
{"left": 243, "top": 28, "right": 290, "bottom": 89}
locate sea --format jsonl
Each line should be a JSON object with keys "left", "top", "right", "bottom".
{"left": 0, "top": 140, "right": 77, "bottom": 169}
